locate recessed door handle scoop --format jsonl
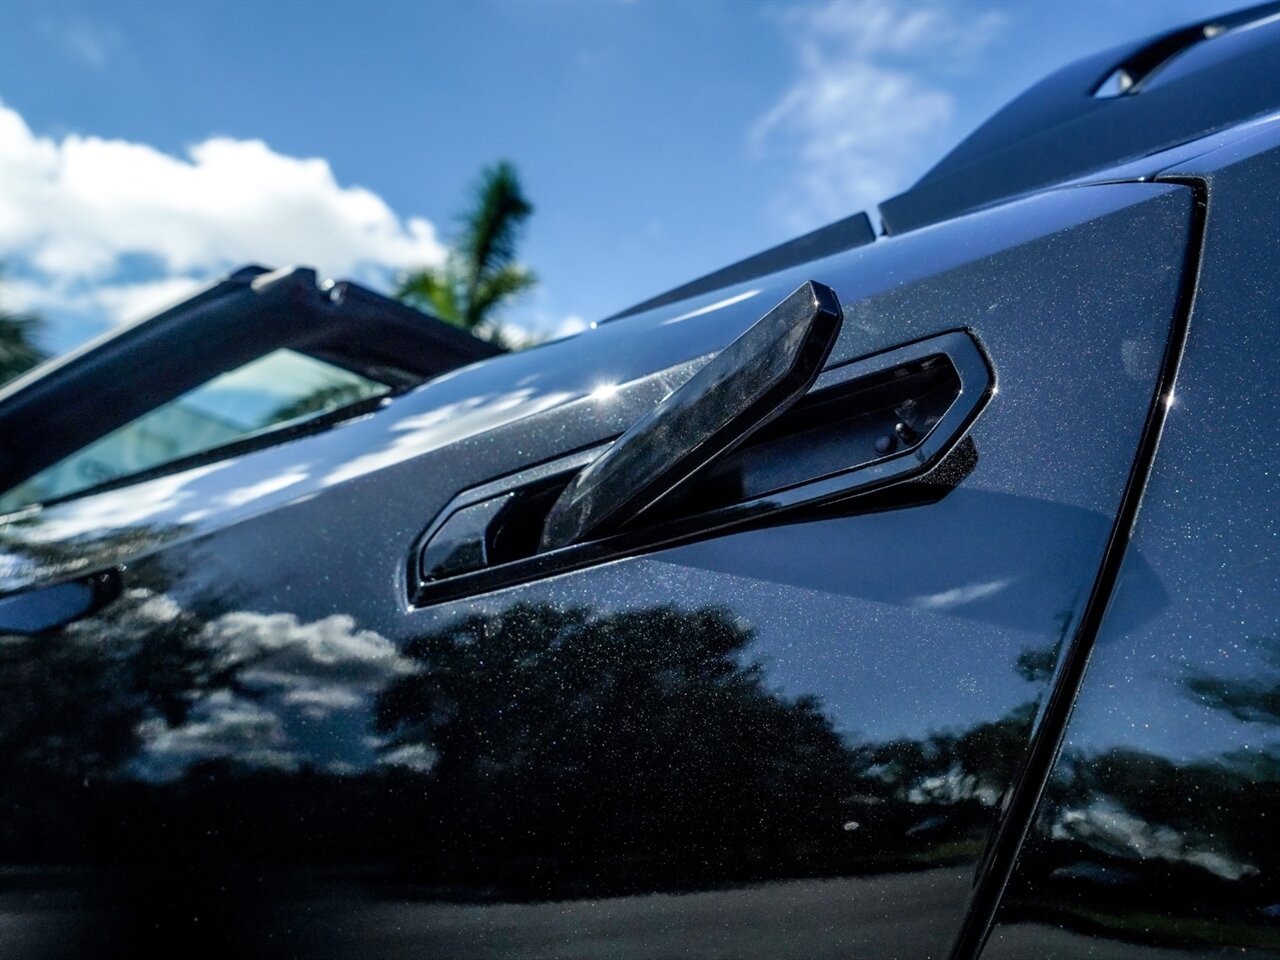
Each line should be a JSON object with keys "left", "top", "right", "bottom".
{"left": 0, "top": 569, "right": 121, "bottom": 635}
{"left": 539, "top": 281, "right": 843, "bottom": 552}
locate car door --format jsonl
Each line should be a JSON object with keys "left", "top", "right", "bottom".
{"left": 981, "top": 122, "right": 1280, "bottom": 960}
{"left": 0, "top": 178, "right": 1193, "bottom": 960}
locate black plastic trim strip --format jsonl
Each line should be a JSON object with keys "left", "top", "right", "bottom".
{"left": 948, "top": 178, "right": 1208, "bottom": 960}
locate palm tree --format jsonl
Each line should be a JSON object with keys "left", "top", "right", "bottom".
{"left": 0, "top": 278, "right": 46, "bottom": 386}
{"left": 396, "top": 161, "right": 537, "bottom": 347}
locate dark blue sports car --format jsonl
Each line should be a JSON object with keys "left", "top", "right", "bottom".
{"left": 2, "top": 4, "right": 1278, "bottom": 957}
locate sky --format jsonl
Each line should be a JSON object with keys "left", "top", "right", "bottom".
{"left": 0, "top": 0, "right": 1260, "bottom": 355}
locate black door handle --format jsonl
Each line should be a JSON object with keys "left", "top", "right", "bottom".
{"left": 539, "top": 281, "right": 843, "bottom": 551}
{"left": 410, "top": 329, "right": 991, "bottom": 606}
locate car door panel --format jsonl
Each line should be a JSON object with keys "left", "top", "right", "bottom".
{"left": 981, "top": 124, "right": 1280, "bottom": 960}
{"left": 0, "top": 182, "right": 1193, "bottom": 959}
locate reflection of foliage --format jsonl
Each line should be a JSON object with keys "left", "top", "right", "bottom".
{"left": 0, "top": 595, "right": 1059, "bottom": 902}
{"left": 0, "top": 588, "right": 229, "bottom": 780}
{"left": 1182, "top": 636, "right": 1280, "bottom": 725}
{"left": 845, "top": 644, "right": 1055, "bottom": 817}
{"left": 845, "top": 699, "right": 1037, "bottom": 845}
{"left": 375, "top": 603, "right": 859, "bottom": 883}
{"left": 1015, "top": 645, "right": 1058, "bottom": 685}
{"left": 368, "top": 607, "right": 1055, "bottom": 894}
{"left": 266, "top": 381, "right": 377, "bottom": 425}
{"left": 1046, "top": 746, "right": 1277, "bottom": 875}
{"left": 1011, "top": 743, "right": 1280, "bottom": 948}
{"left": 0, "top": 518, "right": 186, "bottom": 591}
{"left": 1005, "top": 635, "right": 1280, "bottom": 949}
{"left": 0, "top": 577, "right": 410, "bottom": 785}
{"left": 0, "top": 533, "right": 232, "bottom": 786}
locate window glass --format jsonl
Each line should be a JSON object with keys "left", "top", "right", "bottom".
{"left": 0, "top": 349, "right": 387, "bottom": 512}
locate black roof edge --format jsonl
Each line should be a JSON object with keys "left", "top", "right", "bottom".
{"left": 879, "top": 0, "right": 1280, "bottom": 236}
{"left": 604, "top": 211, "right": 874, "bottom": 323}
{"left": 315, "top": 276, "right": 503, "bottom": 382}
{"left": 0, "top": 265, "right": 500, "bottom": 493}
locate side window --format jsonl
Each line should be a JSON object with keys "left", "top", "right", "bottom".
{"left": 0, "top": 349, "right": 388, "bottom": 512}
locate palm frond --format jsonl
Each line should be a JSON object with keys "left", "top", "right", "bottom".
{"left": 396, "top": 265, "right": 464, "bottom": 328}
{"left": 459, "top": 163, "right": 533, "bottom": 305}
{"left": 0, "top": 300, "right": 47, "bottom": 386}
{"left": 468, "top": 264, "right": 537, "bottom": 331}
{"left": 395, "top": 162, "right": 538, "bottom": 345}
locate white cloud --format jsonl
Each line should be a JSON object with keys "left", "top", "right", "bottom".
{"left": 211, "top": 610, "right": 409, "bottom": 690}
{"left": 1, "top": 274, "right": 206, "bottom": 328}
{"left": 134, "top": 691, "right": 299, "bottom": 773}
{"left": 379, "top": 742, "right": 438, "bottom": 773}
{"left": 0, "top": 101, "right": 446, "bottom": 327}
{"left": 751, "top": 0, "right": 1004, "bottom": 231}
{"left": 912, "top": 577, "right": 1011, "bottom": 611}
{"left": 107, "top": 599, "right": 417, "bottom": 780}
{"left": 1051, "top": 801, "right": 1259, "bottom": 882}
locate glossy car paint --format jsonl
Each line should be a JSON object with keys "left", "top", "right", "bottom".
{"left": 0, "top": 176, "right": 1194, "bottom": 958}
{"left": 983, "top": 125, "right": 1280, "bottom": 959}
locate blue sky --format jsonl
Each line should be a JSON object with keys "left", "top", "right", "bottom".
{"left": 0, "top": 0, "right": 1258, "bottom": 354}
